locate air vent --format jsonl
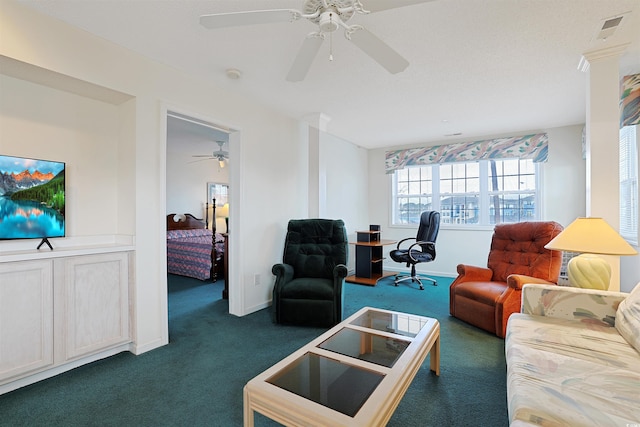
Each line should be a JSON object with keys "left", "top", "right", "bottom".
{"left": 595, "top": 13, "right": 628, "bottom": 41}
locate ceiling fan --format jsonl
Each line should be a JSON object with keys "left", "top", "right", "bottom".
{"left": 192, "top": 141, "right": 229, "bottom": 168}
{"left": 199, "top": 0, "right": 433, "bottom": 82}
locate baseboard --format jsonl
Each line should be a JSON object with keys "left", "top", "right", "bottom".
{"left": 130, "top": 337, "right": 166, "bottom": 355}
{"left": 0, "top": 344, "right": 130, "bottom": 396}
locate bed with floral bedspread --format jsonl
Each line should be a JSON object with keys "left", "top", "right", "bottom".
{"left": 166, "top": 213, "right": 224, "bottom": 281}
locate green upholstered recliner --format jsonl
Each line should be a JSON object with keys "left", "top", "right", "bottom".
{"left": 272, "top": 219, "right": 348, "bottom": 327}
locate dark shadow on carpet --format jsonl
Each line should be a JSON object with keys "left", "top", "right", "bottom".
{"left": 0, "top": 274, "right": 507, "bottom": 427}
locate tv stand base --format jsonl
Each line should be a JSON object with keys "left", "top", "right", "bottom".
{"left": 37, "top": 238, "right": 53, "bottom": 251}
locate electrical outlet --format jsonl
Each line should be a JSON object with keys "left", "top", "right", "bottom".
{"left": 254, "top": 273, "right": 261, "bottom": 286}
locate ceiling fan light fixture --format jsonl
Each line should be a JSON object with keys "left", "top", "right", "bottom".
{"left": 218, "top": 159, "right": 226, "bottom": 168}
{"left": 319, "top": 11, "right": 339, "bottom": 32}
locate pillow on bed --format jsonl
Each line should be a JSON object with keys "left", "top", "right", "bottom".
{"left": 167, "top": 229, "right": 213, "bottom": 239}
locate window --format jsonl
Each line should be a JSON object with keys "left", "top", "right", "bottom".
{"left": 439, "top": 162, "right": 480, "bottom": 225}
{"left": 620, "top": 125, "right": 638, "bottom": 244}
{"left": 393, "top": 158, "right": 539, "bottom": 226}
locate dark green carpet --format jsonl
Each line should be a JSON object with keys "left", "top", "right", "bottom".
{"left": 0, "top": 274, "right": 508, "bottom": 426}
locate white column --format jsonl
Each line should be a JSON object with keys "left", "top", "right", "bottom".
{"left": 301, "top": 113, "right": 331, "bottom": 218}
{"left": 582, "top": 43, "right": 629, "bottom": 291}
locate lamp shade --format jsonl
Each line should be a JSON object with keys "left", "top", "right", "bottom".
{"left": 216, "top": 203, "right": 229, "bottom": 218}
{"left": 544, "top": 217, "right": 637, "bottom": 255}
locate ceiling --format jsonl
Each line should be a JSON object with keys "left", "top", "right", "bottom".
{"left": 166, "top": 113, "right": 229, "bottom": 156}
{"left": 18, "top": 0, "right": 640, "bottom": 149}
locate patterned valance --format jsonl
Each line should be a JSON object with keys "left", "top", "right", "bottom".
{"left": 385, "top": 133, "right": 548, "bottom": 173}
{"left": 621, "top": 73, "right": 640, "bottom": 127}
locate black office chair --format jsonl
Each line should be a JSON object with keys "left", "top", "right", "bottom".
{"left": 389, "top": 211, "right": 440, "bottom": 290}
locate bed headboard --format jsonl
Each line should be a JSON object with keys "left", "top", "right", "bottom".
{"left": 166, "top": 213, "right": 206, "bottom": 231}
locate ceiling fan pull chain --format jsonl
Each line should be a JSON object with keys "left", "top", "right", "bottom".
{"left": 329, "top": 13, "right": 334, "bottom": 61}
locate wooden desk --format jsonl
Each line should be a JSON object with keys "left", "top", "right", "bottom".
{"left": 346, "top": 230, "right": 396, "bottom": 286}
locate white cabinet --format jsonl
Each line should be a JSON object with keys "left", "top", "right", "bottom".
{"left": 0, "top": 260, "right": 54, "bottom": 381}
{"left": 0, "top": 249, "right": 132, "bottom": 393}
{"left": 56, "top": 252, "right": 130, "bottom": 361}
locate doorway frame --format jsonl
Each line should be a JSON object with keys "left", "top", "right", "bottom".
{"left": 161, "top": 104, "right": 243, "bottom": 345}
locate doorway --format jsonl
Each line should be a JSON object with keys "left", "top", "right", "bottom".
{"left": 165, "top": 111, "right": 231, "bottom": 327}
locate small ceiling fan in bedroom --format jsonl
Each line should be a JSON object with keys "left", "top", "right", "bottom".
{"left": 199, "top": 0, "right": 433, "bottom": 82}
{"left": 192, "top": 141, "right": 229, "bottom": 168}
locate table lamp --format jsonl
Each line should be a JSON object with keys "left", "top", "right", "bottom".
{"left": 216, "top": 203, "right": 229, "bottom": 233}
{"left": 544, "top": 217, "right": 637, "bottom": 290}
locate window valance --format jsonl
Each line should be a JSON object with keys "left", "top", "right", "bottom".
{"left": 621, "top": 73, "right": 640, "bottom": 127}
{"left": 385, "top": 133, "right": 548, "bottom": 174}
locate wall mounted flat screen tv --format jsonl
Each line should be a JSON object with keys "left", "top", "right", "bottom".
{"left": 0, "top": 154, "right": 65, "bottom": 242}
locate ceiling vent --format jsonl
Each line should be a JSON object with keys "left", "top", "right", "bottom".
{"left": 595, "top": 13, "right": 628, "bottom": 41}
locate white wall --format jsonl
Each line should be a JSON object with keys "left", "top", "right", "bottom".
{"left": 1, "top": 0, "right": 319, "bottom": 355}
{"left": 165, "top": 129, "right": 229, "bottom": 221}
{"left": 0, "top": 74, "right": 123, "bottom": 245}
{"left": 368, "top": 125, "right": 587, "bottom": 278}
{"left": 262, "top": 126, "right": 369, "bottom": 300}
{"left": 319, "top": 130, "right": 369, "bottom": 272}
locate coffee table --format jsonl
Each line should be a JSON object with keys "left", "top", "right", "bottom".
{"left": 243, "top": 307, "right": 440, "bottom": 426}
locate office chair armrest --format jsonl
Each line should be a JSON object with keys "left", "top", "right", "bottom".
{"left": 272, "top": 263, "right": 294, "bottom": 284}
{"left": 407, "top": 240, "right": 436, "bottom": 261}
{"left": 333, "top": 264, "right": 348, "bottom": 279}
{"left": 395, "top": 237, "right": 417, "bottom": 249}
{"left": 507, "top": 274, "right": 556, "bottom": 290}
{"left": 454, "top": 264, "right": 494, "bottom": 282}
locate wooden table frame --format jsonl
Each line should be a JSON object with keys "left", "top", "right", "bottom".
{"left": 243, "top": 307, "right": 440, "bottom": 426}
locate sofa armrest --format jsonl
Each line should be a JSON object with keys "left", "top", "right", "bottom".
{"left": 521, "top": 283, "right": 628, "bottom": 327}
{"left": 507, "top": 274, "right": 555, "bottom": 290}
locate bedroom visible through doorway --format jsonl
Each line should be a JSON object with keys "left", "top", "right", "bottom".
{"left": 165, "top": 111, "right": 231, "bottom": 332}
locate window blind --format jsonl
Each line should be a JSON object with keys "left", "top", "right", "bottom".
{"left": 619, "top": 125, "right": 638, "bottom": 244}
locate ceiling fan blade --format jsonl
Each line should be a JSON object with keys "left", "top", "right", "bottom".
{"left": 192, "top": 155, "right": 214, "bottom": 158}
{"left": 200, "top": 9, "right": 299, "bottom": 29}
{"left": 359, "top": 0, "right": 434, "bottom": 13}
{"left": 286, "top": 34, "right": 324, "bottom": 82}
{"left": 348, "top": 27, "right": 409, "bottom": 74}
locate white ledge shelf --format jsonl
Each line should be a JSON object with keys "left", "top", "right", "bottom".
{"left": 0, "top": 244, "right": 135, "bottom": 263}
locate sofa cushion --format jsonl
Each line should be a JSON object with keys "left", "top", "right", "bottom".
{"left": 506, "top": 313, "right": 640, "bottom": 426}
{"left": 615, "top": 282, "right": 640, "bottom": 353}
{"left": 452, "top": 281, "right": 507, "bottom": 306}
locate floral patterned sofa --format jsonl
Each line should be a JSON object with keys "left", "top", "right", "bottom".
{"left": 505, "top": 283, "right": 640, "bottom": 426}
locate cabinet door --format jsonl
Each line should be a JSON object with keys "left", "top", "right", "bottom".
{"left": 0, "top": 260, "right": 54, "bottom": 382}
{"left": 58, "top": 252, "right": 130, "bottom": 361}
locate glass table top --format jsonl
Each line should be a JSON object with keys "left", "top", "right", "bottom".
{"left": 267, "top": 353, "right": 384, "bottom": 417}
{"left": 261, "top": 309, "right": 434, "bottom": 419}
{"left": 349, "top": 309, "right": 430, "bottom": 338}
{"left": 318, "top": 328, "right": 409, "bottom": 368}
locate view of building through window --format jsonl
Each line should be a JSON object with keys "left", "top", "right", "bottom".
{"left": 393, "top": 159, "right": 538, "bottom": 226}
